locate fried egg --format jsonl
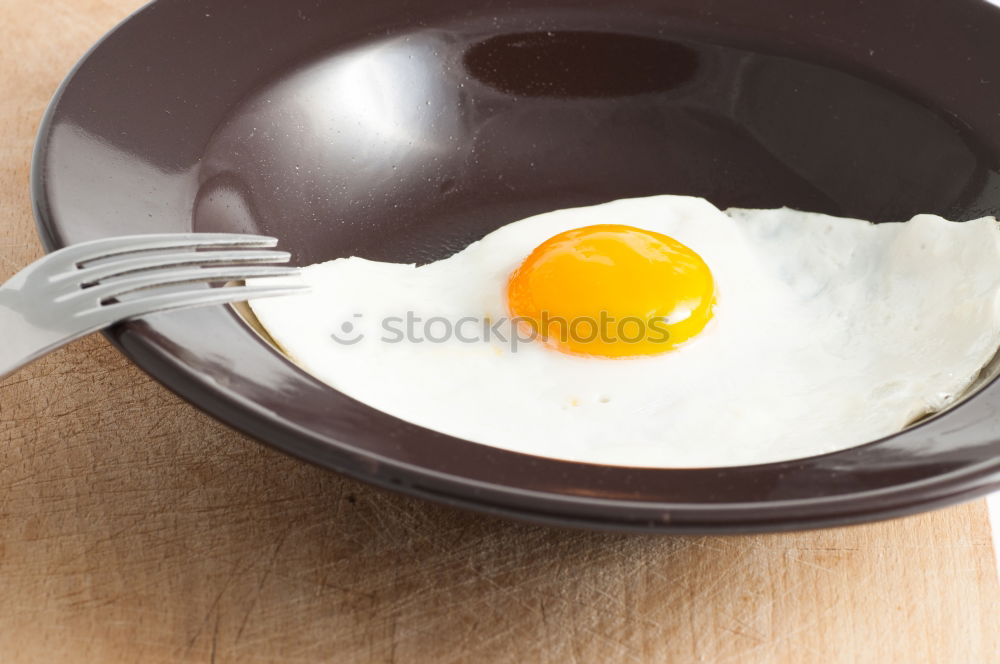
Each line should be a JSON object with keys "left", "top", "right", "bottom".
{"left": 249, "top": 195, "right": 1000, "bottom": 467}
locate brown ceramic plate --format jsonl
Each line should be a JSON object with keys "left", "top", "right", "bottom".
{"left": 32, "top": 0, "right": 1000, "bottom": 532}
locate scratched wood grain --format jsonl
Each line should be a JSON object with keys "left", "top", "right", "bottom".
{"left": 1, "top": 1, "right": 998, "bottom": 662}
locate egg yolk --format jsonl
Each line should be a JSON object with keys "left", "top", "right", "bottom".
{"left": 506, "top": 224, "right": 715, "bottom": 357}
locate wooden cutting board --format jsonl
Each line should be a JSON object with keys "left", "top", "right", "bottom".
{"left": 0, "top": 1, "right": 997, "bottom": 662}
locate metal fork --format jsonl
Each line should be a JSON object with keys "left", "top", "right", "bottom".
{"left": 0, "top": 233, "right": 307, "bottom": 379}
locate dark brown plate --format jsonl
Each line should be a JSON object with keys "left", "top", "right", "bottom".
{"left": 32, "top": 0, "right": 1000, "bottom": 532}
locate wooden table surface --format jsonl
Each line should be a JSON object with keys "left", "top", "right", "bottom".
{"left": 1, "top": 1, "right": 998, "bottom": 662}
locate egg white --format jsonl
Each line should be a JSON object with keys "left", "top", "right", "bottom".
{"left": 249, "top": 195, "right": 1000, "bottom": 467}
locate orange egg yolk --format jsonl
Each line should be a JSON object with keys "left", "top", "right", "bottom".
{"left": 506, "top": 225, "right": 716, "bottom": 357}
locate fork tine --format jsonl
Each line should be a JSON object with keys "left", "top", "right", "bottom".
{"left": 49, "top": 233, "right": 279, "bottom": 271}
{"left": 82, "top": 283, "right": 310, "bottom": 322}
{"left": 56, "top": 249, "right": 292, "bottom": 284}
{"left": 60, "top": 265, "right": 302, "bottom": 303}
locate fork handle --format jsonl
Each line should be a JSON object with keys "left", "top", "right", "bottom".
{"left": 0, "top": 300, "right": 83, "bottom": 380}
